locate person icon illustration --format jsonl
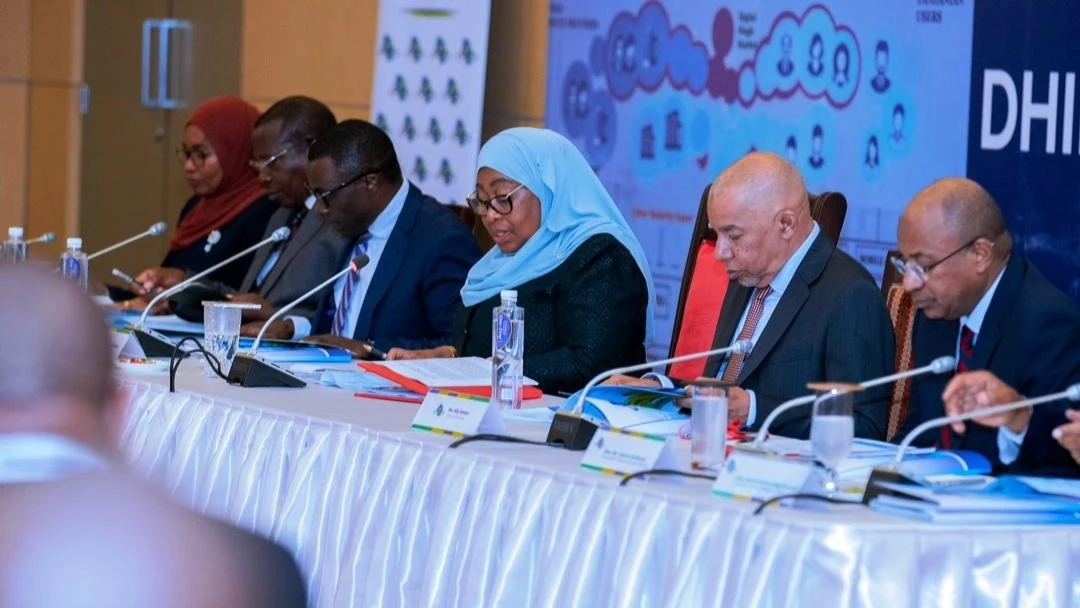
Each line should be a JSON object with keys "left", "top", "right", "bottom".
{"left": 892, "top": 104, "right": 906, "bottom": 142}
{"left": 833, "top": 43, "right": 850, "bottom": 88}
{"left": 808, "top": 125, "right": 825, "bottom": 169}
{"left": 777, "top": 34, "right": 794, "bottom": 77}
{"left": 871, "top": 40, "right": 891, "bottom": 93}
{"left": 807, "top": 34, "right": 824, "bottom": 77}
{"left": 785, "top": 135, "right": 798, "bottom": 163}
{"left": 865, "top": 135, "right": 880, "bottom": 169}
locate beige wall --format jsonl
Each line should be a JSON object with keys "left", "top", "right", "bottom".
{"left": 0, "top": 0, "right": 83, "bottom": 260}
{"left": 240, "top": 0, "right": 548, "bottom": 135}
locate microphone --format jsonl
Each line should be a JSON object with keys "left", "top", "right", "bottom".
{"left": 545, "top": 339, "right": 755, "bottom": 450}
{"left": 130, "top": 227, "right": 290, "bottom": 356}
{"left": 25, "top": 232, "right": 56, "bottom": 245}
{"left": 86, "top": 221, "right": 168, "bottom": 261}
{"left": 862, "top": 382, "right": 1080, "bottom": 504}
{"left": 751, "top": 356, "right": 957, "bottom": 448}
{"left": 227, "top": 254, "right": 370, "bottom": 388}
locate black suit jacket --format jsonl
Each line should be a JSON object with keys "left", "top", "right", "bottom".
{"left": 238, "top": 205, "right": 349, "bottom": 317}
{"left": 311, "top": 183, "right": 480, "bottom": 350}
{"left": 901, "top": 255, "right": 1080, "bottom": 477}
{"left": 703, "top": 231, "right": 894, "bottom": 439}
{"left": 453, "top": 233, "right": 648, "bottom": 394}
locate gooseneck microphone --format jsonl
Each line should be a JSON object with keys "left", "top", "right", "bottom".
{"left": 130, "top": 227, "right": 290, "bottom": 356}
{"left": 25, "top": 232, "right": 56, "bottom": 245}
{"left": 752, "top": 356, "right": 957, "bottom": 448}
{"left": 87, "top": 221, "right": 168, "bottom": 261}
{"left": 860, "top": 382, "right": 1080, "bottom": 505}
{"left": 546, "top": 339, "right": 754, "bottom": 450}
{"left": 227, "top": 254, "right": 370, "bottom": 388}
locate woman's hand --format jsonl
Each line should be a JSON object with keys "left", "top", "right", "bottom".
{"left": 134, "top": 267, "right": 187, "bottom": 293}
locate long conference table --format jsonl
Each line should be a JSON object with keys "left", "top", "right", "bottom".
{"left": 119, "top": 365, "right": 1080, "bottom": 607}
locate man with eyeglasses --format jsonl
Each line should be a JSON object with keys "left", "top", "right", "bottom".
{"left": 894, "top": 177, "right": 1080, "bottom": 475}
{"left": 250, "top": 119, "right": 480, "bottom": 356}
{"left": 226, "top": 96, "right": 350, "bottom": 325}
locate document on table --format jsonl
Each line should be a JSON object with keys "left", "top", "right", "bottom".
{"left": 369, "top": 357, "right": 538, "bottom": 387}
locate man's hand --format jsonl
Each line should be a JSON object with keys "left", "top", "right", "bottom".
{"left": 227, "top": 292, "right": 276, "bottom": 321}
{"left": 603, "top": 374, "right": 661, "bottom": 387}
{"left": 134, "top": 267, "right": 187, "bottom": 293}
{"left": 386, "top": 346, "right": 454, "bottom": 360}
{"left": 241, "top": 319, "right": 294, "bottom": 340}
{"left": 941, "top": 370, "right": 1030, "bottom": 434}
{"left": 677, "top": 386, "right": 750, "bottom": 422}
{"left": 1052, "top": 410, "right": 1080, "bottom": 465}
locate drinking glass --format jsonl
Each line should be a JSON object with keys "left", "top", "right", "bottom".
{"left": 201, "top": 301, "right": 255, "bottom": 377}
{"left": 690, "top": 380, "right": 729, "bottom": 471}
{"left": 808, "top": 383, "right": 858, "bottom": 494}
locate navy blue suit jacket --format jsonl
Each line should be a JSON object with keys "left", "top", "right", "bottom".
{"left": 311, "top": 183, "right": 480, "bottom": 351}
{"left": 901, "top": 255, "right": 1080, "bottom": 477}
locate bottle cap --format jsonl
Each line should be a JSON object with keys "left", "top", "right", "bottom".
{"left": 67, "top": 237, "right": 83, "bottom": 250}
{"left": 500, "top": 289, "right": 518, "bottom": 303}
{"left": 8, "top": 227, "right": 23, "bottom": 238}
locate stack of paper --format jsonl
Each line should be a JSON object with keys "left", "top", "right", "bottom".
{"left": 359, "top": 357, "right": 543, "bottom": 400}
{"left": 559, "top": 385, "right": 689, "bottom": 436}
{"left": 869, "top": 480, "right": 1080, "bottom": 524}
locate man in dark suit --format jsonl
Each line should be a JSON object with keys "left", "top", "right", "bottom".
{"left": 228, "top": 96, "right": 350, "bottom": 327}
{"left": 895, "top": 177, "right": 1080, "bottom": 476}
{"left": 253, "top": 119, "right": 480, "bottom": 355}
{"left": 0, "top": 267, "right": 306, "bottom": 606}
{"left": 613, "top": 153, "right": 894, "bottom": 439}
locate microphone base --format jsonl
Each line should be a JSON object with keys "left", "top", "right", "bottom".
{"left": 133, "top": 328, "right": 179, "bottom": 358}
{"left": 545, "top": 411, "right": 598, "bottom": 450}
{"left": 227, "top": 353, "right": 306, "bottom": 388}
{"left": 861, "top": 466, "right": 921, "bottom": 505}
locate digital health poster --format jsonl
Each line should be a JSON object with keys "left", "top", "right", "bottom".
{"left": 371, "top": 1, "right": 492, "bottom": 205}
{"left": 547, "top": 1, "right": 976, "bottom": 357}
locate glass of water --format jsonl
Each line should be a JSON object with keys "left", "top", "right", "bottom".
{"left": 808, "top": 383, "right": 860, "bottom": 494}
{"left": 201, "top": 301, "right": 257, "bottom": 377}
{"left": 690, "top": 380, "right": 729, "bottom": 471}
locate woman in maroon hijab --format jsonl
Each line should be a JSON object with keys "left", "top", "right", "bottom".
{"left": 129, "top": 96, "right": 276, "bottom": 302}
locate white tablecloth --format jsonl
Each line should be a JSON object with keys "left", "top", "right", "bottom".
{"left": 120, "top": 369, "right": 1080, "bottom": 607}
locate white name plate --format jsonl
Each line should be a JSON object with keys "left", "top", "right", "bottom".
{"left": 579, "top": 428, "right": 678, "bottom": 477}
{"left": 411, "top": 389, "right": 508, "bottom": 438}
{"left": 712, "top": 449, "right": 814, "bottom": 501}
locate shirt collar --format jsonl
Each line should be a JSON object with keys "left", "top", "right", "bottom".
{"left": 0, "top": 433, "right": 110, "bottom": 484}
{"left": 961, "top": 263, "right": 1006, "bottom": 334}
{"left": 768, "top": 222, "right": 820, "bottom": 297}
{"left": 368, "top": 180, "right": 410, "bottom": 238}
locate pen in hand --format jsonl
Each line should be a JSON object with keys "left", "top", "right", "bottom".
{"left": 363, "top": 341, "right": 388, "bottom": 360}
{"left": 111, "top": 268, "right": 146, "bottom": 295}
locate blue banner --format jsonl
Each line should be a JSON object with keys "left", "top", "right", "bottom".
{"left": 547, "top": 1, "right": 975, "bottom": 357}
{"left": 967, "top": 0, "right": 1080, "bottom": 301}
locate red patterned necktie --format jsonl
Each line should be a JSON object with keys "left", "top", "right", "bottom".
{"left": 940, "top": 324, "right": 976, "bottom": 449}
{"left": 720, "top": 285, "right": 773, "bottom": 384}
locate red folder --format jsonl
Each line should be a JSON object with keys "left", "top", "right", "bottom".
{"left": 357, "top": 362, "right": 544, "bottom": 400}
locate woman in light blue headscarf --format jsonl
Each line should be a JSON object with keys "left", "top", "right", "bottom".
{"left": 388, "top": 127, "right": 654, "bottom": 393}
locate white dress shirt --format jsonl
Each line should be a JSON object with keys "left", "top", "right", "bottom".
{"left": 290, "top": 181, "right": 409, "bottom": 339}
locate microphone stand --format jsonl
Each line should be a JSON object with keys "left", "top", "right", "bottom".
{"left": 861, "top": 383, "right": 1080, "bottom": 504}
{"left": 545, "top": 339, "right": 754, "bottom": 450}
{"left": 87, "top": 221, "right": 168, "bottom": 261}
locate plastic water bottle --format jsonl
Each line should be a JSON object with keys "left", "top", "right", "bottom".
{"left": 2, "top": 227, "right": 28, "bottom": 265}
{"left": 59, "top": 237, "right": 89, "bottom": 293}
{"left": 491, "top": 289, "right": 524, "bottom": 410}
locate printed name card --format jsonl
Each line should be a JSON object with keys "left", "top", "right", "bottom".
{"left": 411, "top": 389, "right": 508, "bottom": 438}
{"left": 711, "top": 449, "right": 814, "bottom": 501}
{"left": 579, "top": 428, "right": 678, "bottom": 477}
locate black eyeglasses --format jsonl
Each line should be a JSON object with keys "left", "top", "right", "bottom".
{"left": 176, "top": 146, "right": 212, "bottom": 168}
{"left": 307, "top": 169, "right": 382, "bottom": 207}
{"left": 465, "top": 183, "right": 525, "bottom": 215}
{"left": 890, "top": 237, "right": 983, "bottom": 284}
